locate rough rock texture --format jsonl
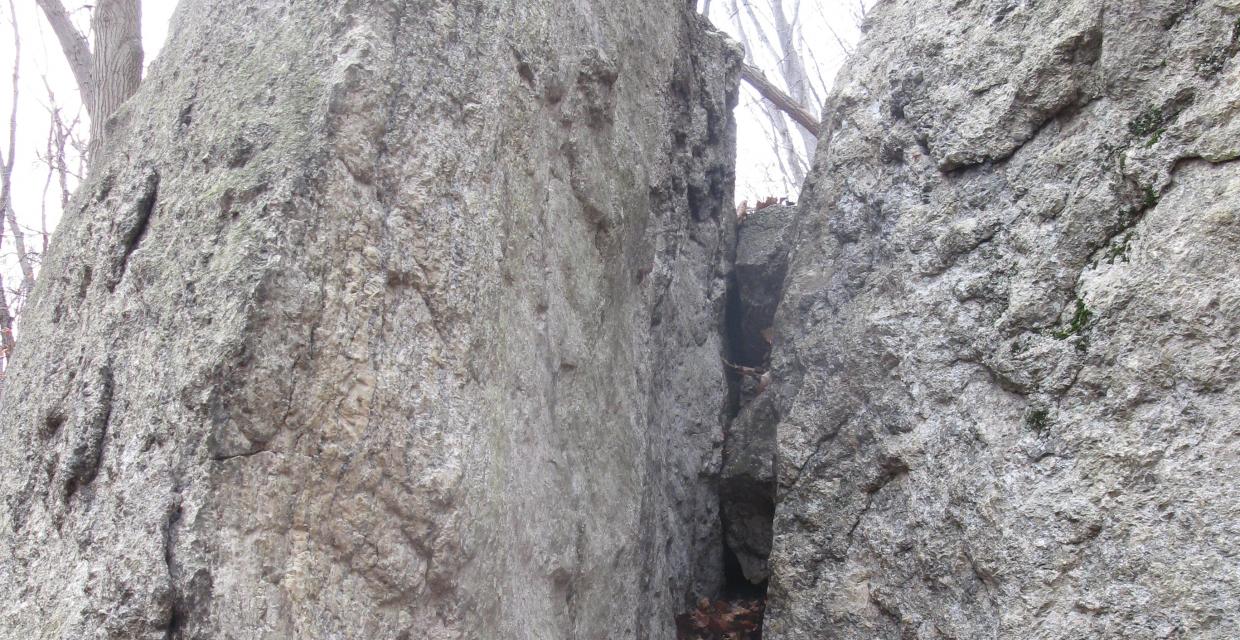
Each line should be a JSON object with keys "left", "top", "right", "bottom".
{"left": 766, "top": 1, "right": 1240, "bottom": 638}
{"left": 719, "top": 205, "right": 795, "bottom": 585}
{"left": 732, "top": 205, "right": 796, "bottom": 366}
{"left": 720, "top": 391, "right": 779, "bottom": 586}
{"left": 0, "top": 1, "right": 740, "bottom": 638}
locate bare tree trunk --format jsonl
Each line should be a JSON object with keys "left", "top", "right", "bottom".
{"left": 1, "top": 1, "right": 34, "bottom": 295}
{"left": 770, "top": 0, "right": 818, "bottom": 159}
{"left": 0, "top": 1, "right": 21, "bottom": 365}
{"left": 729, "top": 0, "right": 807, "bottom": 189}
{"left": 33, "top": 0, "right": 95, "bottom": 111}
{"left": 87, "top": 0, "right": 143, "bottom": 162}
{"left": 0, "top": 270, "right": 14, "bottom": 371}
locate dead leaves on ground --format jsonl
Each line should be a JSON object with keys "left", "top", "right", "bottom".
{"left": 676, "top": 597, "right": 765, "bottom": 639}
{"left": 735, "top": 196, "right": 794, "bottom": 222}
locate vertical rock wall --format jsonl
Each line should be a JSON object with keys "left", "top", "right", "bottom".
{"left": 766, "top": 1, "right": 1240, "bottom": 638}
{"left": 721, "top": 205, "right": 795, "bottom": 586}
{"left": 0, "top": 1, "right": 740, "bottom": 638}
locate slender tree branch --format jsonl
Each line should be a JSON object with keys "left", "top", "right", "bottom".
{"left": 731, "top": 0, "right": 808, "bottom": 184}
{"left": 34, "top": 0, "right": 95, "bottom": 114}
{"left": 748, "top": 95, "right": 797, "bottom": 195}
{"left": 3, "top": 1, "right": 35, "bottom": 292}
{"left": 769, "top": 0, "right": 818, "bottom": 158}
{"left": 40, "top": 76, "right": 79, "bottom": 248}
{"left": 0, "top": 270, "right": 15, "bottom": 372}
{"left": 739, "top": 63, "right": 820, "bottom": 135}
{"left": 41, "top": 112, "right": 54, "bottom": 255}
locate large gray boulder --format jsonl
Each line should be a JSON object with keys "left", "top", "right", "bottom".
{"left": 0, "top": 1, "right": 740, "bottom": 637}
{"left": 766, "top": 1, "right": 1240, "bottom": 638}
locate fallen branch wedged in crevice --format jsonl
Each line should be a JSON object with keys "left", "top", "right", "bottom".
{"left": 739, "top": 64, "right": 820, "bottom": 135}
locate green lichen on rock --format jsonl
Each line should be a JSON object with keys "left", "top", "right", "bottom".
{"left": 1052, "top": 298, "right": 1093, "bottom": 340}
{"left": 1128, "top": 106, "right": 1166, "bottom": 146}
{"left": 1025, "top": 407, "right": 1052, "bottom": 433}
{"left": 1102, "top": 231, "right": 1136, "bottom": 265}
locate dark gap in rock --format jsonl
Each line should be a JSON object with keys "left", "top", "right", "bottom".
{"left": 721, "top": 543, "right": 766, "bottom": 599}
{"left": 722, "top": 271, "right": 746, "bottom": 419}
{"left": 163, "top": 495, "right": 185, "bottom": 640}
{"left": 123, "top": 172, "right": 160, "bottom": 266}
{"left": 40, "top": 410, "right": 67, "bottom": 440}
{"left": 60, "top": 363, "right": 115, "bottom": 503}
{"left": 680, "top": 204, "right": 796, "bottom": 639}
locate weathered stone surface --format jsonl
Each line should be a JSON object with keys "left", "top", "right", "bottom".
{"left": 732, "top": 204, "right": 796, "bottom": 366}
{"left": 721, "top": 391, "right": 778, "bottom": 585}
{"left": 0, "top": 1, "right": 740, "bottom": 638}
{"left": 719, "top": 204, "right": 794, "bottom": 586}
{"left": 766, "top": 1, "right": 1240, "bottom": 638}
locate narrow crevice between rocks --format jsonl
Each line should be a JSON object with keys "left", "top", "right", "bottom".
{"left": 679, "top": 205, "right": 795, "bottom": 639}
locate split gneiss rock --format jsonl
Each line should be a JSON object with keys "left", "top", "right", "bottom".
{"left": 731, "top": 204, "right": 796, "bottom": 368}
{"left": 720, "top": 392, "right": 779, "bottom": 586}
{"left": 3, "top": 0, "right": 1239, "bottom": 638}
{"left": 764, "top": 1, "right": 1240, "bottom": 638}
{"left": 719, "top": 204, "right": 796, "bottom": 587}
{"left": 0, "top": 1, "right": 741, "bottom": 637}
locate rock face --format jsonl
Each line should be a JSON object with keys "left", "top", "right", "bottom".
{"left": 732, "top": 205, "right": 796, "bottom": 367}
{"left": 719, "top": 205, "right": 795, "bottom": 585}
{"left": 765, "top": 1, "right": 1240, "bottom": 638}
{"left": 0, "top": 1, "right": 740, "bottom": 638}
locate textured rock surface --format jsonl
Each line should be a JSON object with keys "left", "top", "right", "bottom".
{"left": 766, "top": 1, "right": 1240, "bottom": 638}
{"left": 721, "top": 391, "right": 779, "bottom": 585}
{"left": 0, "top": 1, "right": 740, "bottom": 638}
{"left": 719, "top": 204, "right": 795, "bottom": 585}
{"left": 732, "top": 204, "right": 796, "bottom": 366}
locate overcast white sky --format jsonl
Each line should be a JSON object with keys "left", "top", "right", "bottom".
{"left": 704, "top": 0, "right": 871, "bottom": 202}
{"left": 0, "top": 0, "right": 867, "bottom": 318}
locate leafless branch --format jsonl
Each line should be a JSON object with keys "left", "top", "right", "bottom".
{"left": 34, "top": 0, "right": 96, "bottom": 113}
{"left": 739, "top": 63, "right": 819, "bottom": 135}
{"left": 2, "top": 1, "right": 36, "bottom": 293}
{"left": 39, "top": 76, "right": 80, "bottom": 249}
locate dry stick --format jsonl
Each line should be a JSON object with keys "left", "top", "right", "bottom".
{"left": 739, "top": 63, "right": 820, "bottom": 135}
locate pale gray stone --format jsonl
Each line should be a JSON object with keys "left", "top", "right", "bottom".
{"left": 719, "top": 204, "right": 795, "bottom": 586}
{"left": 0, "top": 1, "right": 741, "bottom": 638}
{"left": 765, "top": 1, "right": 1240, "bottom": 638}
